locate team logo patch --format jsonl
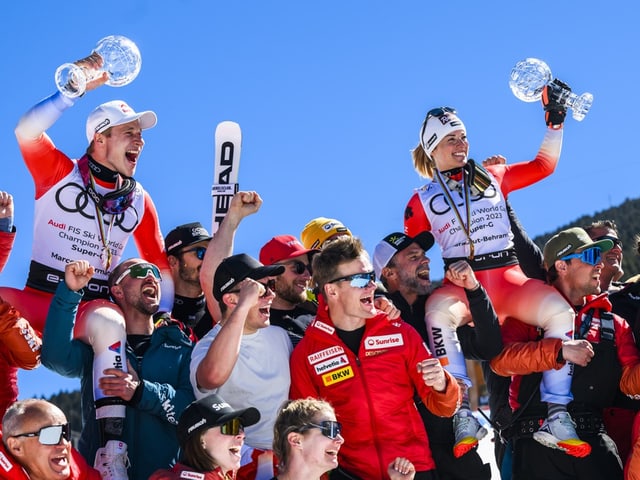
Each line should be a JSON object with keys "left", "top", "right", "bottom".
{"left": 307, "top": 346, "right": 345, "bottom": 365}
{"left": 0, "top": 452, "right": 13, "bottom": 472}
{"left": 108, "top": 341, "right": 122, "bottom": 353}
{"left": 180, "top": 471, "right": 205, "bottom": 479}
{"left": 314, "top": 354, "right": 349, "bottom": 375}
{"left": 313, "top": 321, "right": 335, "bottom": 335}
{"left": 364, "top": 333, "right": 403, "bottom": 350}
{"left": 322, "top": 366, "right": 354, "bottom": 386}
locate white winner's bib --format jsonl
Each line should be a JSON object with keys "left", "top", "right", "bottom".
{"left": 32, "top": 163, "right": 144, "bottom": 280}
{"left": 417, "top": 174, "right": 513, "bottom": 259}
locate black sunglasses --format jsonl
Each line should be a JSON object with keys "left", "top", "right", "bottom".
{"left": 12, "top": 423, "right": 71, "bottom": 445}
{"left": 181, "top": 246, "right": 207, "bottom": 260}
{"left": 282, "top": 259, "right": 312, "bottom": 275}
{"left": 593, "top": 235, "right": 622, "bottom": 249}
{"left": 300, "top": 420, "right": 342, "bottom": 439}
{"left": 229, "top": 279, "right": 276, "bottom": 297}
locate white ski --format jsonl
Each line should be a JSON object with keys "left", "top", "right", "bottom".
{"left": 211, "top": 121, "right": 241, "bottom": 234}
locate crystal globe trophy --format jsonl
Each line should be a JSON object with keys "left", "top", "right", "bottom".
{"left": 55, "top": 35, "right": 142, "bottom": 98}
{"left": 509, "top": 57, "right": 593, "bottom": 121}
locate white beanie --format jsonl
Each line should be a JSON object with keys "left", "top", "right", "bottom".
{"left": 420, "top": 111, "right": 466, "bottom": 155}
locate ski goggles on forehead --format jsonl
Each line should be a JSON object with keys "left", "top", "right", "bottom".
{"left": 300, "top": 421, "right": 342, "bottom": 439}
{"left": 426, "top": 106, "right": 456, "bottom": 120}
{"left": 114, "top": 262, "right": 162, "bottom": 285}
{"left": 220, "top": 417, "right": 244, "bottom": 436}
{"left": 561, "top": 247, "right": 602, "bottom": 266}
{"left": 327, "top": 271, "right": 376, "bottom": 288}
{"left": 180, "top": 246, "right": 207, "bottom": 260}
{"left": 12, "top": 423, "right": 71, "bottom": 445}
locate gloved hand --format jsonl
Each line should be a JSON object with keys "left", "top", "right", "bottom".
{"left": 542, "top": 78, "right": 570, "bottom": 127}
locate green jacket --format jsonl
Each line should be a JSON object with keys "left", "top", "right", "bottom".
{"left": 42, "top": 283, "right": 195, "bottom": 480}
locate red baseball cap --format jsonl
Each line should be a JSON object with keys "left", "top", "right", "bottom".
{"left": 259, "top": 235, "right": 318, "bottom": 266}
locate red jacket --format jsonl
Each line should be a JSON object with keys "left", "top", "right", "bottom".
{"left": 290, "top": 297, "right": 460, "bottom": 479}
{"left": 148, "top": 463, "right": 233, "bottom": 479}
{"left": 0, "top": 230, "right": 15, "bottom": 273}
{"left": 0, "top": 433, "right": 100, "bottom": 480}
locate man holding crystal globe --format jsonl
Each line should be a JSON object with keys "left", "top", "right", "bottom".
{"left": 0, "top": 40, "right": 176, "bottom": 480}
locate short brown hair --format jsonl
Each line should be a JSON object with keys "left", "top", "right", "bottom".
{"left": 312, "top": 236, "right": 368, "bottom": 295}
{"left": 272, "top": 398, "right": 336, "bottom": 474}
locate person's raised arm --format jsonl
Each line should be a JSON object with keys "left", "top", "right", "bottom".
{"left": 200, "top": 191, "right": 262, "bottom": 321}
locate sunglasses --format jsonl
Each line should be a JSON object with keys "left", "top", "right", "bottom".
{"left": 561, "top": 247, "right": 602, "bottom": 266}
{"left": 282, "top": 260, "right": 312, "bottom": 275}
{"left": 327, "top": 271, "right": 376, "bottom": 288}
{"left": 114, "top": 263, "right": 162, "bottom": 285}
{"left": 593, "top": 235, "right": 623, "bottom": 249}
{"left": 181, "top": 246, "right": 207, "bottom": 260}
{"left": 220, "top": 417, "right": 244, "bottom": 436}
{"left": 228, "top": 279, "right": 276, "bottom": 297}
{"left": 301, "top": 421, "right": 342, "bottom": 440}
{"left": 12, "top": 423, "right": 71, "bottom": 445}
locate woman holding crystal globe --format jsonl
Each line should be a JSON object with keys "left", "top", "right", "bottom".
{"left": 403, "top": 79, "right": 597, "bottom": 461}
{"left": 0, "top": 37, "right": 176, "bottom": 480}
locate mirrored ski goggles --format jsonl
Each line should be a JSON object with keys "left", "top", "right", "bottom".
{"left": 300, "top": 421, "right": 342, "bottom": 439}
{"left": 560, "top": 247, "right": 602, "bottom": 266}
{"left": 12, "top": 423, "right": 71, "bottom": 445}
{"left": 220, "top": 417, "right": 244, "bottom": 436}
{"left": 425, "top": 106, "right": 456, "bottom": 120}
{"left": 327, "top": 271, "right": 376, "bottom": 288}
{"left": 180, "top": 246, "right": 207, "bottom": 260}
{"left": 114, "top": 262, "right": 162, "bottom": 285}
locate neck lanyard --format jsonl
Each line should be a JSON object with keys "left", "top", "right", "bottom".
{"left": 77, "top": 156, "right": 115, "bottom": 269}
{"left": 435, "top": 168, "right": 475, "bottom": 259}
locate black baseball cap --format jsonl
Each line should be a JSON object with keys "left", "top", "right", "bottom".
{"left": 177, "top": 393, "right": 260, "bottom": 445}
{"left": 213, "top": 253, "right": 285, "bottom": 301}
{"left": 165, "top": 222, "right": 212, "bottom": 256}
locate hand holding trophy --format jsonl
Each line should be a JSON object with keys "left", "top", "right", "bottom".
{"left": 55, "top": 35, "right": 142, "bottom": 98}
{"left": 509, "top": 58, "right": 593, "bottom": 121}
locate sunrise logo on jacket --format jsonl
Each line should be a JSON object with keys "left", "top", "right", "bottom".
{"left": 179, "top": 471, "right": 205, "bottom": 479}
{"left": 364, "top": 334, "right": 403, "bottom": 350}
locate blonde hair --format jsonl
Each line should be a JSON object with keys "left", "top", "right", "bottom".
{"left": 411, "top": 143, "right": 436, "bottom": 179}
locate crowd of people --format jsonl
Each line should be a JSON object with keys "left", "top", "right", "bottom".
{"left": 2, "top": 53, "right": 640, "bottom": 480}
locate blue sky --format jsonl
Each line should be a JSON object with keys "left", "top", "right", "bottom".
{"left": 3, "top": 1, "right": 637, "bottom": 397}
